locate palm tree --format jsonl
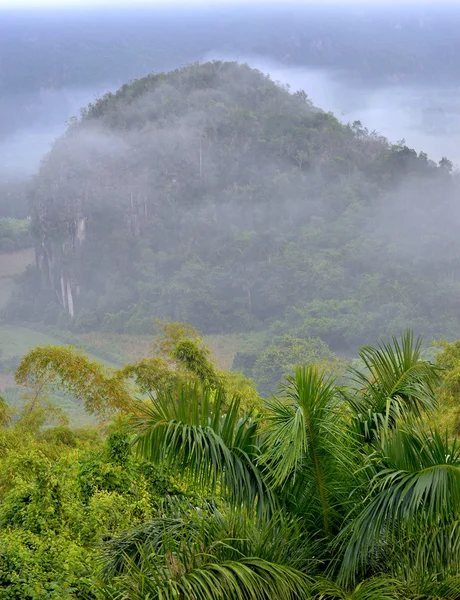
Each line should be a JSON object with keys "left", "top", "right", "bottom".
{"left": 131, "top": 382, "right": 272, "bottom": 517}
{"left": 343, "top": 330, "right": 440, "bottom": 443}
{"left": 260, "top": 365, "right": 359, "bottom": 539}
{"left": 100, "top": 503, "right": 315, "bottom": 600}
{"left": 337, "top": 427, "right": 460, "bottom": 586}
{"left": 99, "top": 331, "right": 460, "bottom": 599}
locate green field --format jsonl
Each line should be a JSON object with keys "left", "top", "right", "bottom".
{"left": 0, "top": 324, "right": 77, "bottom": 359}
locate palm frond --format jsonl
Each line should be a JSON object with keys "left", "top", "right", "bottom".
{"left": 400, "top": 575, "right": 460, "bottom": 599}
{"left": 261, "top": 365, "right": 360, "bottom": 537}
{"left": 261, "top": 366, "right": 339, "bottom": 486}
{"left": 100, "top": 503, "right": 316, "bottom": 600}
{"left": 312, "top": 576, "right": 400, "bottom": 599}
{"left": 345, "top": 330, "right": 440, "bottom": 442}
{"left": 102, "top": 555, "right": 313, "bottom": 600}
{"left": 337, "top": 427, "right": 460, "bottom": 584}
{"left": 391, "top": 528, "right": 460, "bottom": 598}
{"left": 132, "top": 382, "right": 271, "bottom": 515}
{"left": 101, "top": 502, "right": 316, "bottom": 580}
{"left": 100, "top": 514, "right": 194, "bottom": 580}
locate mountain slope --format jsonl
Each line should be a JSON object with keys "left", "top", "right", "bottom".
{"left": 7, "top": 61, "right": 459, "bottom": 354}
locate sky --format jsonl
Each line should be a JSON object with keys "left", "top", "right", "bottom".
{"left": 0, "top": 0, "right": 450, "bottom": 7}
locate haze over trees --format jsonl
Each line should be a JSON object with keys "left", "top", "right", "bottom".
{"left": 4, "top": 61, "right": 458, "bottom": 388}
{"left": 4, "top": 2, "right": 460, "bottom": 175}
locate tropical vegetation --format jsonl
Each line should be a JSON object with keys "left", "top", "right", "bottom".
{"left": 0, "top": 324, "right": 459, "bottom": 598}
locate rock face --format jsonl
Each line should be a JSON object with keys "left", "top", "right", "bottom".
{"left": 35, "top": 217, "right": 83, "bottom": 318}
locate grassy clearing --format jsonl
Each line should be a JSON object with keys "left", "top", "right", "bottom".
{"left": 0, "top": 248, "right": 34, "bottom": 278}
{"left": 0, "top": 325, "right": 125, "bottom": 366}
{"left": 77, "top": 332, "right": 153, "bottom": 362}
{"left": 0, "top": 325, "right": 70, "bottom": 359}
{"left": 206, "top": 331, "right": 268, "bottom": 371}
{"left": 206, "top": 334, "right": 245, "bottom": 371}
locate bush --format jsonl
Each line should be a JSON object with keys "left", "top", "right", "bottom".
{"left": 0, "top": 530, "right": 97, "bottom": 600}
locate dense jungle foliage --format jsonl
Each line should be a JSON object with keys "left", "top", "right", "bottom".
{"left": 7, "top": 62, "right": 460, "bottom": 373}
{"left": 0, "top": 325, "right": 459, "bottom": 598}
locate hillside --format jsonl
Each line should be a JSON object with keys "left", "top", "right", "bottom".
{"left": 6, "top": 61, "right": 459, "bottom": 377}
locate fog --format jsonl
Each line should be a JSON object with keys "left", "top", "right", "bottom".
{"left": 205, "top": 53, "right": 460, "bottom": 167}
{"left": 0, "top": 84, "right": 114, "bottom": 177}
{"left": 2, "top": 4, "right": 460, "bottom": 346}
{"left": 3, "top": 57, "right": 460, "bottom": 182}
{"left": 3, "top": 2, "right": 460, "bottom": 181}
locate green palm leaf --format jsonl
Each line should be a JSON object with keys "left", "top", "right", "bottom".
{"left": 401, "top": 575, "right": 460, "bottom": 599}
{"left": 338, "top": 428, "right": 460, "bottom": 584}
{"left": 312, "top": 576, "right": 400, "bottom": 599}
{"left": 260, "top": 365, "right": 359, "bottom": 537}
{"left": 102, "top": 556, "right": 313, "bottom": 600}
{"left": 100, "top": 503, "right": 315, "bottom": 600}
{"left": 345, "top": 330, "right": 440, "bottom": 442}
{"left": 132, "top": 382, "right": 271, "bottom": 515}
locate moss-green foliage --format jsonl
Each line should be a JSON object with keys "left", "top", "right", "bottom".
{"left": 0, "top": 413, "right": 201, "bottom": 598}
{"left": 0, "top": 395, "right": 11, "bottom": 427}
{"left": 430, "top": 339, "right": 460, "bottom": 435}
{"left": 0, "top": 530, "right": 95, "bottom": 600}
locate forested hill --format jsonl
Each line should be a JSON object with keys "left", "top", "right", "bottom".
{"left": 7, "top": 61, "right": 459, "bottom": 358}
